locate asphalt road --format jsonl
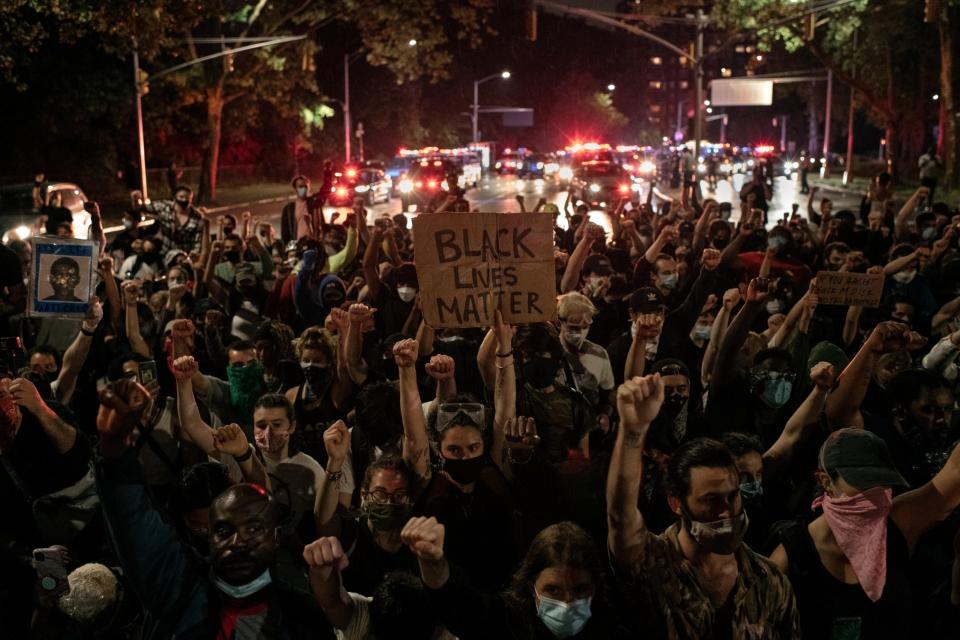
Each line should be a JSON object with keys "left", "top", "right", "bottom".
{"left": 216, "top": 171, "right": 861, "bottom": 238}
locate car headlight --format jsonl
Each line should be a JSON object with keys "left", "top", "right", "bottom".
{"left": 536, "top": 162, "right": 544, "bottom": 169}
{"left": 589, "top": 183, "right": 601, "bottom": 193}
{"left": 559, "top": 167, "right": 573, "bottom": 180}
{"left": 640, "top": 161, "right": 655, "bottom": 174}
{"left": 747, "top": 159, "right": 755, "bottom": 167}
{"left": 698, "top": 163, "right": 706, "bottom": 173}
{"left": 398, "top": 179, "right": 414, "bottom": 194}
{"left": 495, "top": 162, "right": 502, "bottom": 169}
{"left": 441, "top": 180, "right": 449, "bottom": 191}
{"left": 631, "top": 183, "right": 643, "bottom": 192}
{"left": 354, "top": 184, "right": 370, "bottom": 193}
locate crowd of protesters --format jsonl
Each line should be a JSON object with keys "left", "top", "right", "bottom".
{"left": 1, "top": 158, "right": 960, "bottom": 640}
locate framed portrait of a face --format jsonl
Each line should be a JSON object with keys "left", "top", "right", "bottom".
{"left": 28, "top": 237, "right": 98, "bottom": 317}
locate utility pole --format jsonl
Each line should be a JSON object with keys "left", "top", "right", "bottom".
{"left": 779, "top": 115, "right": 788, "bottom": 153}
{"left": 472, "top": 80, "right": 479, "bottom": 143}
{"left": 821, "top": 69, "right": 833, "bottom": 178}
{"left": 356, "top": 121, "right": 365, "bottom": 162}
{"left": 693, "top": 10, "right": 706, "bottom": 161}
{"left": 344, "top": 53, "right": 351, "bottom": 164}
{"left": 132, "top": 40, "right": 149, "bottom": 202}
{"left": 843, "top": 32, "right": 857, "bottom": 185}
{"left": 720, "top": 113, "right": 727, "bottom": 144}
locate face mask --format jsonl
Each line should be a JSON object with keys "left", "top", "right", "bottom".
{"left": 300, "top": 363, "right": 332, "bottom": 392}
{"left": 563, "top": 329, "right": 586, "bottom": 349}
{"left": 324, "top": 243, "right": 339, "bottom": 256}
{"left": 224, "top": 250, "right": 241, "bottom": 264}
{"left": 255, "top": 427, "right": 290, "bottom": 454}
{"left": 364, "top": 502, "right": 413, "bottom": 532}
{"left": 123, "top": 219, "right": 134, "bottom": 230}
{"left": 437, "top": 334, "right": 463, "bottom": 343}
{"left": 523, "top": 357, "right": 559, "bottom": 389}
{"left": 227, "top": 362, "right": 265, "bottom": 421}
{"left": 658, "top": 273, "right": 678, "bottom": 290}
{"left": 711, "top": 236, "right": 729, "bottom": 250}
{"left": 921, "top": 226, "right": 937, "bottom": 241}
{"left": 692, "top": 324, "right": 711, "bottom": 341}
{"left": 212, "top": 568, "right": 272, "bottom": 599}
{"left": 683, "top": 508, "right": 749, "bottom": 555}
{"left": 760, "top": 378, "right": 792, "bottom": 409}
{"left": 892, "top": 269, "right": 916, "bottom": 284}
{"left": 740, "top": 480, "right": 763, "bottom": 500}
{"left": 443, "top": 456, "right": 484, "bottom": 485}
{"left": 397, "top": 286, "right": 417, "bottom": 303}
{"left": 296, "top": 187, "right": 307, "bottom": 198}
{"left": 536, "top": 592, "right": 592, "bottom": 638}
{"left": 768, "top": 235, "right": 788, "bottom": 250}
{"left": 765, "top": 299, "right": 785, "bottom": 315}
{"left": 175, "top": 198, "right": 189, "bottom": 208}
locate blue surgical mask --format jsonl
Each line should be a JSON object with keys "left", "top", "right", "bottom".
{"left": 692, "top": 324, "right": 712, "bottom": 341}
{"left": 768, "top": 235, "right": 788, "bottom": 249}
{"left": 296, "top": 186, "right": 307, "bottom": 198}
{"left": 760, "top": 378, "right": 792, "bottom": 408}
{"left": 740, "top": 480, "right": 763, "bottom": 499}
{"left": 536, "top": 592, "right": 592, "bottom": 638}
{"left": 921, "top": 226, "right": 937, "bottom": 241}
{"left": 212, "top": 568, "right": 272, "bottom": 599}
{"left": 659, "top": 273, "right": 678, "bottom": 290}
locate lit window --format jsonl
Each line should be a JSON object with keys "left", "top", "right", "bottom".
{"left": 735, "top": 45, "right": 745, "bottom": 53}
{"left": 721, "top": 67, "right": 733, "bottom": 78}
{"left": 679, "top": 56, "right": 687, "bottom": 65}
{"left": 649, "top": 104, "right": 662, "bottom": 113}
{"left": 651, "top": 56, "right": 662, "bottom": 65}
{"left": 649, "top": 80, "right": 663, "bottom": 89}
{"left": 679, "top": 81, "right": 689, "bottom": 89}
{"left": 745, "top": 45, "right": 754, "bottom": 53}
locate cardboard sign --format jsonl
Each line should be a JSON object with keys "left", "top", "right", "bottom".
{"left": 814, "top": 270, "right": 885, "bottom": 307}
{"left": 413, "top": 212, "right": 556, "bottom": 328}
{"left": 28, "top": 237, "right": 98, "bottom": 317}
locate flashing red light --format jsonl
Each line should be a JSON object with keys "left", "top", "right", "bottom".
{"left": 427, "top": 180, "right": 438, "bottom": 189}
{"left": 346, "top": 168, "right": 357, "bottom": 178}
{"left": 415, "top": 181, "right": 424, "bottom": 188}
{"left": 618, "top": 184, "right": 630, "bottom": 194}
{"left": 755, "top": 144, "right": 775, "bottom": 155}
{"left": 336, "top": 187, "right": 348, "bottom": 197}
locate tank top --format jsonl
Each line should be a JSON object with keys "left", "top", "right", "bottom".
{"left": 779, "top": 518, "right": 912, "bottom": 639}
{"left": 292, "top": 383, "right": 346, "bottom": 467}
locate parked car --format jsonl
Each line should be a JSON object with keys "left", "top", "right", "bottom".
{"left": 0, "top": 181, "right": 90, "bottom": 243}
{"left": 328, "top": 167, "right": 392, "bottom": 206}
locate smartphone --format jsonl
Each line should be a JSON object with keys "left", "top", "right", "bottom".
{"left": 0, "top": 336, "right": 26, "bottom": 377}
{"left": 33, "top": 546, "right": 70, "bottom": 598}
{"left": 138, "top": 360, "right": 159, "bottom": 388}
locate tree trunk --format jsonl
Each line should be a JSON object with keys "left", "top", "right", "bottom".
{"left": 808, "top": 84, "right": 820, "bottom": 155}
{"left": 939, "top": 3, "right": 957, "bottom": 188}
{"left": 885, "top": 117, "right": 899, "bottom": 181}
{"left": 198, "top": 86, "right": 224, "bottom": 205}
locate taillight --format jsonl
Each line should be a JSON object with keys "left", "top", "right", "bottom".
{"left": 618, "top": 184, "right": 630, "bottom": 194}
{"left": 427, "top": 180, "right": 438, "bottom": 189}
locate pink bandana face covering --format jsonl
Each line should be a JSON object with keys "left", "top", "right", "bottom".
{"left": 813, "top": 486, "right": 893, "bottom": 602}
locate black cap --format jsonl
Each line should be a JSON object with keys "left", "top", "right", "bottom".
{"left": 582, "top": 254, "right": 612, "bottom": 277}
{"left": 819, "top": 428, "right": 909, "bottom": 491}
{"left": 629, "top": 287, "right": 667, "bottom": 314}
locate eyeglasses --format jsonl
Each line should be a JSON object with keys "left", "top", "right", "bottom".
{"left": 363, "top": 489, "right": 410, "bottom": 505}
{"left": 437, "top": 402, "right": 485, "bottom": 432}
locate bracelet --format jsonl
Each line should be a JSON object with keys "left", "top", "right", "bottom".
{"left": 326, "top": 468, "right": 344, "bottom": 482}
{"left": 233, "top": 444, "right": 254, "bottom": 463}
{"left": 80, "top": 325, "right": 97, "bottom": 336}
{"left": 495, "top": 357, "right": 514, "bottom": 370}
{"left": 507, "top": 447, "right": 535, "bottom": 465}
{"left": 496, "top": 350, "right": 513, "bottom": 358}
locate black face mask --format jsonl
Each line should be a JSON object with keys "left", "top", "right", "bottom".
{"left": 711, "top": 236, "right": 729, "bottom": 250}
{"left": 522, "top": 356, "right": 560, "bottom": 389}
{"left": 302, "top": 365, "right": 332, "bottom": 392}
{"left": 224, "top": 250, "right": 241, "bottom": 264}
{"left": 443, "top": 456, "right": 484, "bottom": 485}
{"left": 175, "top": 198, "right": 189, "bottom": 208}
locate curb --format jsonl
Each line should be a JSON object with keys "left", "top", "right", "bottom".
{"left": 809, "top": 181, "right": 863, "bottom": 198}
{"left": 103, "top": 194, "right": 294, "bottom": 235}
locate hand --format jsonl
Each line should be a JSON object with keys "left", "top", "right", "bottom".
{"left": 865, "top": 321, "right": 910, "bottom": 354}
{"left": 810, "top": 362, "right": 836, "bottom": 390}
{"left": 349, "top": 276, "right": 365, "bottom": 290}
{"left": 303, "top": 537, "right": 349, "bottom": 582}
{"left": 392, "top": 338, "right": 419, "bottom": 369}
{"left": 121, "top": 280, "right": 141, "bottom": 307}
{"left": 905, "top": 331, "right": 928, "bottom": 352}
{"left": 97, "top": 256, "right": 114, "bottom": 277}
{"left": 348, "top": 303, "right": 375, "bottom": 326}
{"left": 701, "top": 247, "right": 720, "bottom": 271}
{"left": 425, "top": 354, "right": 455, "bottom": 381}
{"left": 170, "top": 319, "right": 196, "bottom": 341}
{"left": 700, "top": 294, "right": 718, "bottom": 316}
{"left": 621, "top": 218, "right": 636, "bottom": 233}
{"left": 617, "top": 374, "right": 665, "bottom": 431}
{"left": 171, "top": 355, "right": 199, "bottom": 381}
{"left": 96, "top": 378, "right": 150, "bottom": 441}
{"left": 868, "top": 211, "right": 884, "bottom": 232}
{"left": 658, "top": 225, "right": 678, "bottom": 244}
{"left": 168, "top": 283, "right": 187, "bottom": 304}
{"left": 211, "top": 241, "right": 223, "bottom": 254}
{"left": 811, "top": 186, "right": 820, "bottom": 196}
{"left": 916, "top": 186, "right": 931, "bottom": 200}
{"left": 242, "top": 211, "right": 252, "bottom": 222}
{"left": 400, "top": 516, "right": 445, "bottom": 562}
{"left": 504, "top": 415, "right": 540, "bottom": 450}
{"left": 585, "top": 223, "right": 606, "bottom": 242}
{"left": 745, "top": 277, "right": 771, "bottom": 303}
{"left": 82, "top": 296, "right": 103, "bottom": 332}
{"left": 323, "top": 420, "right": 350, "bottom": 466}
{"left": 328, "top": 307, "right": 350, "bottom": 335}
{"left": 633, "top": 313, "right": 663, "bottom": 341}
{"left": 205, "top": 310, "right": 224, "bottom": 333}
{"left": 213, "top": 424, "right": 250, "bottom": 457}
{"left": 493, "top": 309, "right": 515, "bottom": 351}
{"left": 933, "top": 226, "right": 955, "bottom": 254}
{"left": 8, "top": 378, "right": 45, "bottom": 415}
{"left": 722, "top": 288, "right": 741, "bottom": 311}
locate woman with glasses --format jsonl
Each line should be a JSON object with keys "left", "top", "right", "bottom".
{"left": 393, "top": 337, "right": 518, "bottom": 592}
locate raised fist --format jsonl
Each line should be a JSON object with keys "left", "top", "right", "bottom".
{"left": 121, "top": 280, "right": 141, "bottom": 307}
{"left": 810, "top": 362, "right": 836, "bottom": 390}
{"left": 170, "top": 319, "right": 196, "bottom": 341}
{"left": 172, "top": 355, "right": 199, "bottom": 381}
{"left": 504, "top": 416, "right": 540, "bottom": 451}
{"left": 401, "top": 516, "right": 446, "bottom": 562}
{"left": 745, "top": 277, "right": 771, "bottom": 303}
{"left": 97, "top": 378, "right": 150, "bottom": 441}
{"left": 392, "top": 338, "right": 419, "bottom": 369}
{"left": 722, "top": 288, "right": 741, "bottom": 311}
{"left": 213, "top": 423, "right": 250, "bottom": 457}
{"left": 425, "top": 354, "right": 455, "bottom": 381}
{"left": 617, "top": 374, "right": 665, "bottom": 432}
{"left": 701, "top": 247, "right": 721, "bottom": 271}
{"left": 633, "top": 313, "right": 663, "bottom": 342}
{"left": 323, "top": 420, "right": 350, "bottom": 465}
{"left": 303, "top": 536, "right": 349, "bottom": 581}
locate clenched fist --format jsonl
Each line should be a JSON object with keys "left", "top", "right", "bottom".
{"left": 303, "top": 536, "right": 349, "bottom": 581}
{"left": 213, "top": 424, "right": 250, "bottom": 458}
{"left": 425, "top": 354, "right": 455, "bottom": 381}
{"left": 392, "top": 339, "right": 419, "bottom": 369}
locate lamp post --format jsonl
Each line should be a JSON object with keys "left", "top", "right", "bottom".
{"left": 472, "top": 70, "right": 511, "bottom": 143}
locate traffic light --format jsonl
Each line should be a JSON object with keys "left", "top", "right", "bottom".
{"left": 804, "top": 13, "right": 816, "bottom": 41}
{"left": 526, "top": 7, "right": 538, "bottom": 42}
{"left": 925, "top": 0, "right": 940, "bottom": 23}
{"left": 136, "top": 68, "right": 149, "bottom": 96}
{"left": 682, "top": 43, "right": 695, "bottom": 69}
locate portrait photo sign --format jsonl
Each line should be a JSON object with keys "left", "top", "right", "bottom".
{"left": 28, "top": 237, "right": 98, "bottom": 317}
{"left": 413, "top": 212, "right": 556, "bottom": 328}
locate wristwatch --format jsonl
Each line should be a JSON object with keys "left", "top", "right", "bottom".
{"left": 233, "top": 444, "right": 254, "bottom": 463}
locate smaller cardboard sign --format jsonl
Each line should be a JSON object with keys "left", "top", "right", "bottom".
{"left": 815, "top": 271, "right": 885, "bottom": 307}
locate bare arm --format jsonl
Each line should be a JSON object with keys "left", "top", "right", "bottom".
{"left": 763, "top": 363, "right": 835, "bottom": 479}
{"left": 843, "top": 305, "right": 864, "bottom": 347}
{"left": 892, "top": 433, "right": 960, "bottom": 550}
{"left": 702, "top": 296, "right": 734, "bottom": 387}
{"left": 9, "top": 379, "right": 77, "bottom": 454}
{"left": 316, "top": 421, "right": 350, "bottom": 527}
{"left": 932, "top": 296, "right": 960, "bottom": 335}
{"left": 98, "top": 257, "right": 122, "bottom": 332}
{"left": 121, "top": 281, "right": 151, "bottom": 358}
{"left": 55, "top": 298, "right": 102, "bottom": 404}
{"left": 304, "top": 538, "right": 355, "bottom": 630}
{"left": 394, "top": 339, "right": 430, "bottom": 482}
{"left": 560, "top": 225, "right": 604, "bottom": 294}
{"left": 415, "top": 320, "right": 436, "bottom": 358}
{"left": 491, "top": 311, "right": 516, "bottom": 478}
{"left": 173, "top": 358, "right": 216, "bottom": 454}
{"left": 894, "top": 187, "right": 929, "bottom": 241}
{"left": 362, "top": 227, "right": 384, "bottom": 300}
{"left": 477, "top": 328, "right": 497, "bottom": 392}
{"left": 344, "top": 304, "right": 372, "bottom": 387}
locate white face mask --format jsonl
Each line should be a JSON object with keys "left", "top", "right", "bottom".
{"left": 564, "top": 329, "right": 586, "bottom": 348}
{"left": 397, "top": 286, "right": 417, "bottom": 302}
{"left": 892, "top": 269, "right": 916, "bottom": 284}
{"left": 765, "top": 299, "right": 785, "bottom": 315}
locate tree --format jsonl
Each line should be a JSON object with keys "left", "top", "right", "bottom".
{"left": 1, "top": 0, "right": 495, "bottom": 202}
{"left": 711, "top": 0, "right": 936, "bottom": 181}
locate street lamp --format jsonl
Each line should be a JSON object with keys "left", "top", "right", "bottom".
{"left": 607, "top": 83, "right": 616, "bottom": 91}
{"left": 408, "top": 39, "right": 417, "bottom": 46}
{"left": 472, "top": 70, "right": 511, "bottom": 143}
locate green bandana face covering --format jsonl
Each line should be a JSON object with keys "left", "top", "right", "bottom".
{"left": 227, "top": 362, "right": 265, "bottom": 421}
{"left": 364, "top": 502, "right": 412, "bottom": 532}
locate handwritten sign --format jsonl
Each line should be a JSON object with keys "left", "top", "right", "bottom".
{"left": 413, "top": 212, "right": 556, "bottom": 328}
{"left": 814, "top": 270, "right": 885, "bottom": 307}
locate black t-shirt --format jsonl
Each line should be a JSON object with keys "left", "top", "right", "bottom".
{"left": 0, "top": 244, "right": 22, "bottom": 289}
{"left": 340, "top": 516, "right": 420, "bottom": 595}
{"left": 371, "top": 286, "right": 413, "bottom": 341}
{"left": 779, "top": 518, "right": 913, "bottom": 639}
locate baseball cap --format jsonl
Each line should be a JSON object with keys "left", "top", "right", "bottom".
{"left": 582, "top": 254, "right": 612, "bottom": 277}
{"left": 629, "top": 287, "right": 667, "bottom": 314}
{"left": 818, "top": 428, "right": 909, "bottom": 491}
{"left": 652, "top": 358, "right": 690, "bottom": 379}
